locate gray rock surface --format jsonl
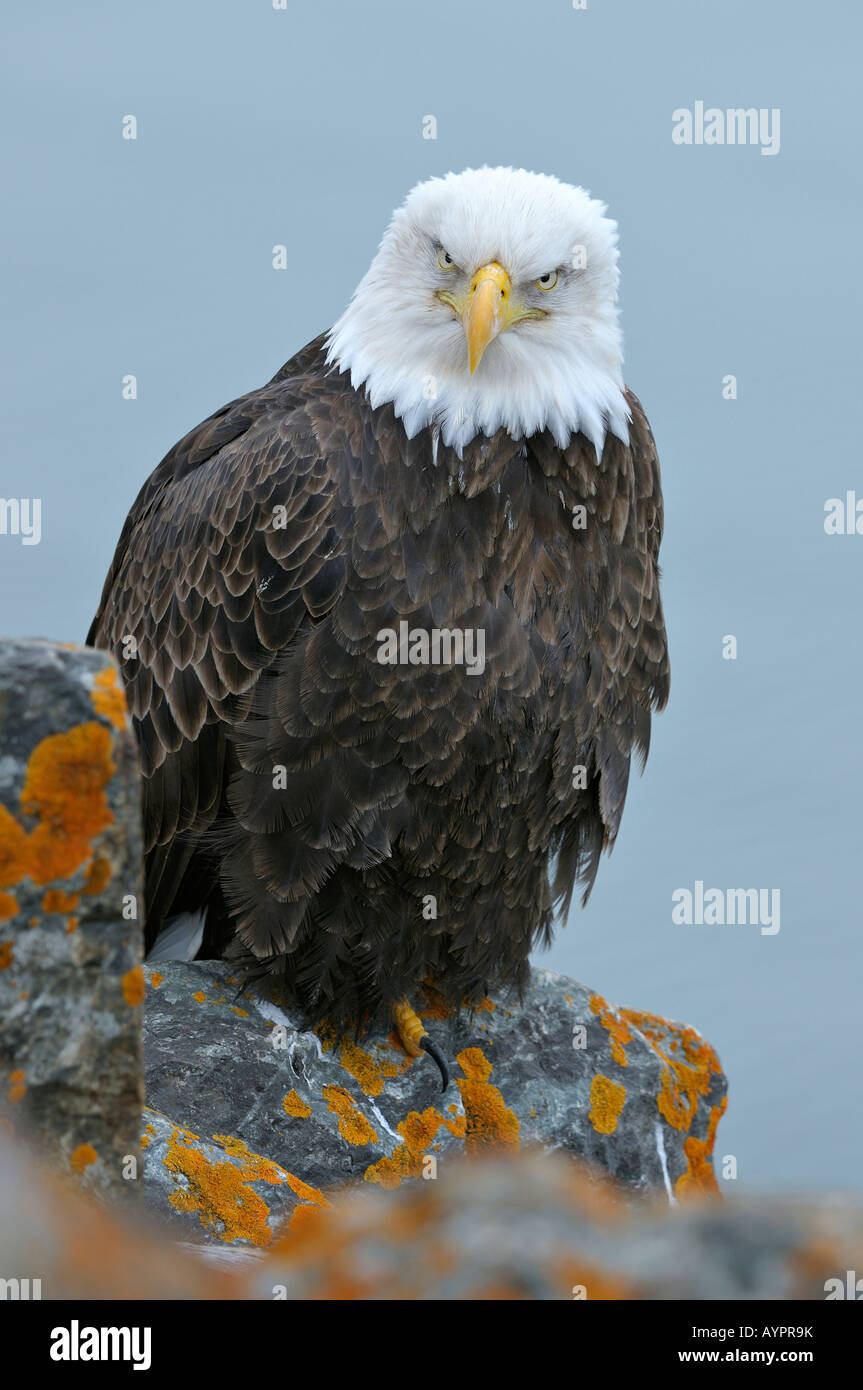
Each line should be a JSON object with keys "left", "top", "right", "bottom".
{"left": 142, "top": 958, "right": 727, "bottom": 1247}
{"left": 0, "top": 638, "right": 143, "bottom": 1199}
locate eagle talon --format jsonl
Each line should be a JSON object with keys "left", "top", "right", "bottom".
{"left": 419, "top": 1035, "right": 450, "bottom": 1092}
{"left": 393, "top": 996, "right": 450, "bottom": 1091}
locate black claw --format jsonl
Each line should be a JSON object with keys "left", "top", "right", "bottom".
{"left": 419, "top": 1035, "right": 450, "bottom": 1092}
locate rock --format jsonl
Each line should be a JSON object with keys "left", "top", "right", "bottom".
{"left": 0, "top": 638, "right": 144, "bottom": 1200}
{"left": 142, "top": 958, "right": 727, "bottom": 1246}
{"left": 253, "top": 1153, "right": 863, "bottom": 1302}
{"left": 0, "top": 1126, "right": 235, "bottom": 1301}
{"left": 0, "top": 637, "right": 728, "bottom": 1250}
{"left": 1, "top": 1127, "right": 860, "bottom": 1301}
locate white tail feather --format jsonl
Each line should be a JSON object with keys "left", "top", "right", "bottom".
{"left": 146, "top": 908, "right": 206, "bottom": 964}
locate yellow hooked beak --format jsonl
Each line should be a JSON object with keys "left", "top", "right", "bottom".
{"left": 465, "top": 262, "right": 513, "bottom": 374}
{"left": 437, "top": 260, "right": 545, "bottom": 374}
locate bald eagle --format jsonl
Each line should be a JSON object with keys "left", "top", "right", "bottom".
{"left": 89, "top": 167, "right": 669, "bottom": 1087}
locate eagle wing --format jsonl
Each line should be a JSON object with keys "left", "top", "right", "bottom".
{"left": 550, "top": 387, "right": 670, "bottom": 911}
{"left": 88, "top": 334, "right": 351, "bottom": 941}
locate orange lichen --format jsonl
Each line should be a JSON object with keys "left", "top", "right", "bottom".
{"left": 621, "top": 1007, "right": 723, "bottom": 1135}
{"left": 21, "top": 724, "right": 115, "bottom": 882}
{"left": 122, "top": 966, "right": 144, "bottom": 1006}
{"left": 149, "top": 970, "right": 164, "bottom": 988}
{"left": 289, "top": 1202, "right": 327, "bottom": 1233}
{"left": 7, "top": 1069, "right": 26, "bottom": 1104}
{"left": 675, "top": 1097, "right": 728, "bottom": 1199}
{"left": 0, "top": 894, "right": 19, "bottom": 921}
{"left": 42, "top": 888, "right": 80, "bottom": 914}
{"left": 588, "top": 1075, "right": 627, "bottom": 1135}
{"left": 141, "top": 1122, "right": 156, "bottom": 1151}
{"left": 458, "top": 1047, "right": 492, "bottom": 1081}
{"left": 193, "top": 991, "right": 206, "bottom": 1004}
{"left": 455, "top": 1048, "right": 519, "bottom": 1154}
{"left": 405, "top": 1108, "right": 442, "bottom": 1152}
{"left": 213, "top": 1134, "right": 284, "bottom": 1174}
{"left": 163, "top": 1129, "right": 286, "bottom": 1247}
{"left": 321, "top": 1086, "right": 377, "bottom": 1146}
{"left": 0, "top": 813, "right": 27, "bottom": 890}
{"left": 91, "top": 666, "right": 127, "bottom": 730}
{"left": 83, "top": 856, "right": 112, "bottom": 896}
{"left": 338, "top": 1037, "right": 399, "bottom": 1094}
{"left": 590, "top": 993, "right": 633, "bottom": 1067}
{"left": 285, "top": 1172, "right": 330, "bottom": 1209}
{"left": 70, "top": 1143, "right": 98, "bottom": 1173}
{"left": 65, "top": 916, "right": 78, "bottom": 932}
{"left": 446, "top": 1110, "right": 467, "bottom": 1140}
{"left": 230, "top": 1005, "right": 248, "bottom": 1017}
{"left": 364, "top": 1106, "right": 447, "bottom": 1189}
{"left": 0, "top": 722, "right": 115, "bottom": 890}
{"left": 283, "top": 1090, "right": 312, "bottom": 1119}
{"left": 0, "top": 941, "right": 13, "bottom": 969}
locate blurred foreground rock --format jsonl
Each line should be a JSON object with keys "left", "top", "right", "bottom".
{"left": 0, "top": 639, "right": 143, "bottom": 1199}
{"left": 142, "top": 959, "right": 727, "bottom": 1246}
{"left": 1, "top": 1131, "right": 860, "bottom": 1300}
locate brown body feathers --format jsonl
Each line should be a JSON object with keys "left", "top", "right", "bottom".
{"left": 88, "top": 335, "right": 669, "bottom": 1031}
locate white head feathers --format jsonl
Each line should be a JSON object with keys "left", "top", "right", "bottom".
{"left": 325, "top": 166, "right": 631, "bottom": 457}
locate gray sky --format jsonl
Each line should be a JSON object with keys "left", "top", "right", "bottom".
{"left": 2, "top": 0, "right": 861, "bottom": 1194}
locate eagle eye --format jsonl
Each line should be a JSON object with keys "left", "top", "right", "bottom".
{"left": 535, "top": 271, "right": 559, "bottom": 292}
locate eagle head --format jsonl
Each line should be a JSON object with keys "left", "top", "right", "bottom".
{"left": 326, "top": 165, "right": 630, "bottom": 457}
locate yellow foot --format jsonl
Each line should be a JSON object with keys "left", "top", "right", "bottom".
{"left": 392, "top": 996, "right": 449, "bottom": 1092}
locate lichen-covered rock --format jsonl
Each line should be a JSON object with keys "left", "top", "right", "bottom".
{"left": 0, "top": 638, "right": 144, "bottom": 1199}
{"left": 0, "top": 1126, "right": 234, "bottom": 1300}
{"left": 142, "top": 959, "right": 727, "bottom": 1246}
{"left": 253, "top": 1153, "right": 863, "bottom": 1301}
{"left": 2, "top": 1129, "right": 859, "bottom": 1301}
